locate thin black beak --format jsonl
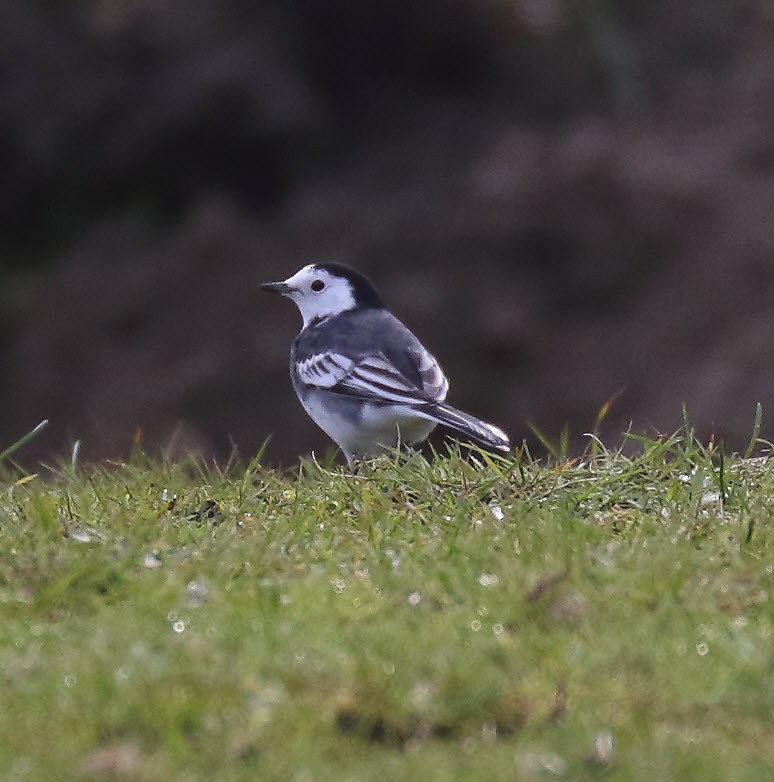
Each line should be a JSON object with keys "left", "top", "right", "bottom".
{"left": 261, "top": 281, "right": 292, "bottom": 295}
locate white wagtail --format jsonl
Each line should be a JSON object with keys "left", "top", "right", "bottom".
{"left": 262, "top": 263, "right": 510, "bottom": 464}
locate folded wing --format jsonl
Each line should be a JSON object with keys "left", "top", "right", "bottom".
{"left": 295, "top": 347, "right": 509, "bottom": 452}
{"left": 296, "top": 347, "right": 448, "bottom": 404}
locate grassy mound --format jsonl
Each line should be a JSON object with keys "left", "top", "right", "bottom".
{"left": 1, "top": 430, "right": 772, "bottom": 780}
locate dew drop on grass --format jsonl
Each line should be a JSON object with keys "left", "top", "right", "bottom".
{"left": 384, "top": 548, "right": 401, "bottom": 570}
{"left": 331, "top": 578, "right": 346, "bottom": 594}
{"left": 701, "top": 491, "right": 721, "bottom": 506}
{"left": 489, "top": 503, "right": 505, "bottom": 522}
{"left": 141, "top": 553, "right": 161, "bottom": 569}
{"left": 69, "top": 529, "right": 93, "bottom": 543}
{"left": 515, "top": 749, "right": 567, "bottom": 777}
{"left": 185, "top": 579, "right": 209, "bottom": 605}
{"left": 590, "top": 730, "right": 614, "bottom": 765}
{"left": 478, "top": 573, "right": 499, "bottom": 587}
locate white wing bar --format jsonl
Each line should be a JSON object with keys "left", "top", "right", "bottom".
{"left": 296, "top": 350, "right": 448, "bottom": 403}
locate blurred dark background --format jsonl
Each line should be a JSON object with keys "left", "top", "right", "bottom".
{"left": 2, "top": 0, "right": 774, "bottom": 466}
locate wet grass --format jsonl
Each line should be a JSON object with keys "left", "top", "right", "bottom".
{"left": 1, "top": 431, "right": 773, "bottom": 780}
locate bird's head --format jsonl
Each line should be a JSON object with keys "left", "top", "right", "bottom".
{"left": 261, "top": 263, "right": 383, "bottom": 327}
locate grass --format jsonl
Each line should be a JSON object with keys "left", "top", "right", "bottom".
{"left": 1, "top": 425, "right": 773, "bottom": 780}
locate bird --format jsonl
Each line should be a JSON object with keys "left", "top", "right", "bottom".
{"left": 261, "top": 262, "right": 510, "bottom": 464}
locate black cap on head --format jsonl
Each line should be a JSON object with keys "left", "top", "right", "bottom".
{"left": 313, "top": 262, "right": 384, "bottom": 309}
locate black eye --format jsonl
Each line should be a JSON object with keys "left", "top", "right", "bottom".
{"left": 311, "top": 279, "right": 325, "bottom": 292}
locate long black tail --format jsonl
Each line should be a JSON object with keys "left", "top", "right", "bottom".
{"left": 421, "top": 402, "right": 510, "bottom": 452}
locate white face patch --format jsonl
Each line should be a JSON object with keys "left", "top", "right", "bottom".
{"left": 281, "top": 265, "right": 358, "bottom": 327}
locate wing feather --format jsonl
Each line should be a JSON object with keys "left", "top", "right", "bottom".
{"left": 296, "top": 348, "right": 448, "bottom": 404}
{"left": 409, "top": 347, "right": 448, "bottom": 401}
{"left": 295, "top": 352, "right": 354, "bottom": 388}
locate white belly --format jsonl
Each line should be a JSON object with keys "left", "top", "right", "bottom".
{"left": 299, "top": 391, "right": 437, "bottom": 461}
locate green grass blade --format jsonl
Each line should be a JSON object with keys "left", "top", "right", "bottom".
{"left": 744, "top": 402, "right": 763, "bottom": 459}
{"left": 0, "top": 419, "right": 49, "bottom": 463}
